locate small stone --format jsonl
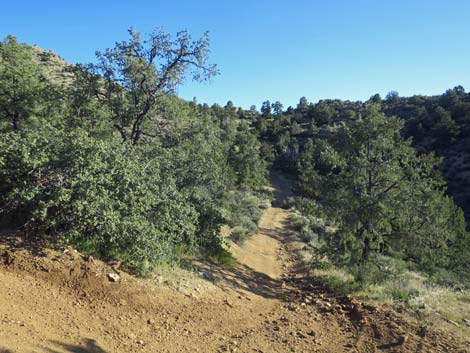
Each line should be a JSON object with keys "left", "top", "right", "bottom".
{"left": 397, "top": 334, "right": 408, "bottom": 345}
{"left": 147, "top": 319, "right": 155, "bottom": 325}
{"left": 107, "top": 273, "right": 120, "bottom": 282}
{"left": 137, "top": 339, "right": 144, "bottom": 345}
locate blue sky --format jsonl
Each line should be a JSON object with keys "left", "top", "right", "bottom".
{"left": 1, "top": 0, "right": 469, "bottom": 108}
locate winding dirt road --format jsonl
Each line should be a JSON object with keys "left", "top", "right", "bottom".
{"left": 0, "top": 175, "right": 468, "bottom": 352}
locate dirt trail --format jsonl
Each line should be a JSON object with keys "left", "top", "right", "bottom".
{"left": 0, "top": 175, "right": 469, "bottom": 352}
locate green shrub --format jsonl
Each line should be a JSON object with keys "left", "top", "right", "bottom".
{"left": 353, "top": 255, "right": 407, "bottom": 285}
{"left": 230, "top": 226, "right": 249, "bottom": 244}
{"left": 0, "top": 127, "right": 199, "bottom": 276}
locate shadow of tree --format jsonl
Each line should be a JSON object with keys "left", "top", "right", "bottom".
{"left": 45, "top": 339, "right": 108, "bottom": 353}
{"left": 0, "top": 348, "right": 14, "bottom": 353}
{"left": 193, "top": 256, "right": 287, "bottom": 299}
{"left": 0, "top": 230, "right": 49, "bottom": 258}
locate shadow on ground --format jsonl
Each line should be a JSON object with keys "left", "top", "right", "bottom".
{"left": 45, "top": 339, "right": 108, "bottom": 353}
{"left": 0, "top": 230, "right": 49, "bottom": 258}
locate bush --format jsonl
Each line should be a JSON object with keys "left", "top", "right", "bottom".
{"left": 0, "top": 127, "right": 199, "bottom": 276}
{"left": 353, "top": 255, "right": 407, "bottom": 285}
{"left": 222, "top": 190, "right": 263, "bottom": 238}
{"left": 230, "top": 226, "right": 249, "bottom": 244}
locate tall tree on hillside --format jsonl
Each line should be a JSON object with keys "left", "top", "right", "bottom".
{"left": 272, "top": 101, "right": 284, "bottom": 115}
{"left": 297, "top": 96, "right": 308, "bottom": 110}
{"left": 299, "top": 105, "right": 468, "bottom": 269}
{"left": 261, "top": 100, "right": 272, "bottom": 117}
{"left": 0, "top": 36, "right": 46, "bottom": 131}
{"left": 89, "top": 28, "right": 218, "bottom": 144}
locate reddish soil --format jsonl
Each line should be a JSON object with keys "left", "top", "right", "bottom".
{"left": 0, "top": 175, "right": 469, "bottom": 352}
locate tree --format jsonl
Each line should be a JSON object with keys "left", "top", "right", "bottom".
{"left": 299, "top": 105, "right": 468, "bottom": 269}
{"left": 225, "top": 100, "right": 235, "bottom": 110}
{"left": 272, "top": 101, "right": 284, "bottom": 115}
{"left": 0, "top": 35, "right": 46, "bottom": 131}
{"left": 228, "top": 122, "right": 267, "bottom": 188}
{"left": 385, "top": 90, "right": 399, "bottom": 103}
{"left": 297, "top": 96, "right": 308, "bottom": 110}
{"left": 90, "top": 28, "right": 218, "bottom": 144}
{"left": 312, "top": 103, "right": 334, "bottom": 125}
{"left": 432, "top": 107, "right": 460, "bottom": 146}
{"left": 369, "top": 93, "right": 382, "bottom": 103}
{"left": 260, "top": 100, "right": 271, "bottom": 116}
{"left": 291, "top": 121, "right": 302, "bottom": 135}
{"left": 249, "top": 105, "right": 257, "bottom": 112}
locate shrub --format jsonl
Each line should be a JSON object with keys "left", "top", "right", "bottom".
{"left": 230, "top": 226, "right": 249, "bottom": 244}
{"left": 0, "top": 127, "right": 199, "bottom": 276}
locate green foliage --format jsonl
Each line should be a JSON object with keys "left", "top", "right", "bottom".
{"left": 0, "top": 36, "right": 47, "bottom": 131}
{"left": 297, "top": 105, "right": 470, "bottom": 281}
{"left": 90, "top": 28, "right": 218, "bottom": 145}
{"left": 0, "top": 32, "right": 269, "bottom": 277}
{"left": 227, "top": 121, "right": 268, "bottom": 189}
{"left": 0, "top": 126, "right": 200, "bottom": 276}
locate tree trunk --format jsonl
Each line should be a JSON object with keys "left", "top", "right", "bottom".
{"left": 12, "top": 113, "right": 19, "bottom": 131}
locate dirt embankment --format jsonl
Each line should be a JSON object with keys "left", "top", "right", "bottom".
{"left": 0, "top": 174, "right": 469, "bottom": 352}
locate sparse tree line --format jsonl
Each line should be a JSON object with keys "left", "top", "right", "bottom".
{"left": 0, "top": 31, "right": 269, "bottom": 275}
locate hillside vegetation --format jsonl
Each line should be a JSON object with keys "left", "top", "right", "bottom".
{"left": 1, "top": 29, "right": 469, "bottom": 300}
{"left": 0, "top": 32, "right": 269, "bottom": 276}
{"left": 245, "top": 93, "right": 470, "bottom": 294}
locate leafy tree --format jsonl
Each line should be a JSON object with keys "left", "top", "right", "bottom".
{"left": 432, "top": 107, "right": 460, "bottom": 146}
{"left": 272, "top": 101, "right": 284, "bottom": 115}
{"left": 297, "top": 96, "right": 308, "bottom": 110}
{"left": 90, "top": 28, "right": 218, "bottom": 144}
{"left": 385, "top": 90, "right": 399, "bottom": 103}
{"left": 313, "top": 103, "right": 335, "bottom": 125}
{"left": 228, "top": 122, "right": 267, "bottom": 189}
{"left": 309, "top": 120, "right": 319, "bottom": 134}
{"left": 0, "top": 35, "right": 46, "bottom": 131}
{"left": 261, "top": 100, "right": 271, "bottom": 116}
{"left": 299, "top": 105, "right": 468, "bottom": 270}
{"left": 291, "top": 121, "right": 302, "bottom": 135}
{"left": 369, "top": 93, "right": 382, "bottom": 103}
{"left": 225, "top": 100, "right": 235, "bottom": 110}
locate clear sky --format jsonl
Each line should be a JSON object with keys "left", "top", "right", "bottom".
{"left": 1, "top": 0, "right": 469, "bottom": 109}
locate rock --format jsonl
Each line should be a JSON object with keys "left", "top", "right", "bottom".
{"left": 1, "top": 251, "right": 15, "bottom": 266}
{"left": 147, "top": 319, "right": 155, "bottom": 325}
{"left": 417, "top": 326, "right": 427, "bottom": 337}
{"left": 287, "top": 304, "right": 298, "bottom": 312}
{"left": 107, "top": 273, "right": 120, "bottom": 282}
{"left": 137, "top": 339, "right": 144, "bottom": 345}
{"left": 397, "top": 334, "right": 408, "bottom": 345}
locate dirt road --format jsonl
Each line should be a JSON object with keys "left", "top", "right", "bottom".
{"left": 0, "top": 175, "right": 468, "bottom": 352}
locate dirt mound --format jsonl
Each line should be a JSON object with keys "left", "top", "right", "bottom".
{"left": 0, "top": 204, "right": 469, "bottom": 352}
